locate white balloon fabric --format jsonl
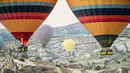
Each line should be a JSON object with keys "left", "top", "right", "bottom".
{"left": 34, "top": 24, "right": 54, "bottom": 47}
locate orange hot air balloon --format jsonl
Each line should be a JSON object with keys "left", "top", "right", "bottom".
{"left": 0, "top": 0, "right": 57, "bottom": 50}
{"left": 66, "top": 0, "right": 130, "bottom": 55}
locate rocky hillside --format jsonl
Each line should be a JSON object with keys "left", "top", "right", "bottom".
{"left": 0, "top": 23, "right": 130, "bottom": 72}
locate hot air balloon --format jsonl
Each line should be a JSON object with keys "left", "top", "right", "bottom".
{"left": 0, "top": 0, "right": 57, "bottom": 51}
{"left": 63, "top": 39, "right": 75, "bottom": 52}
{"left": 66, "top": 0, "right": 130, "bottom": 55}
{"left": 33, "top": 24, "right": 54, "bottom": 47}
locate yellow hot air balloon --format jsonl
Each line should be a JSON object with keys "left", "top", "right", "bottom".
{"left": 63, "top": 39, "right": 75, "bottom": 52}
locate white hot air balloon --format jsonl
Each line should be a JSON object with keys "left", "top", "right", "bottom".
{"left": 34, "top": 24, "right": 54, "bottom": 47}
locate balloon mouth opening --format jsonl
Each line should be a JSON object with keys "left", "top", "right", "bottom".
{"left": 20, "top": 38, "right": 28, "bottom": 45}
{"left": 11, "top": 32, "right": 33, "bottom": 45}
{"left": 18, "top": 44, "right": 28, "bottom": 52}
{"left": 16, "top": 38, "right": 29, "bottom": 45}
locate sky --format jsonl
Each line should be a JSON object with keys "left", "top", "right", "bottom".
{"left": 0, "top": 0, "right": 130, "bottom": 29}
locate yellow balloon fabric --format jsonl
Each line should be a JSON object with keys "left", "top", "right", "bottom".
{"left": 63, "top": 39, "right": 75, "bottom": 52}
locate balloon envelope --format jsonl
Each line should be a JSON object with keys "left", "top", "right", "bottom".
{"left": 34, "top": 24, "right": 54, "bottom": 46}
{"left": 63, "top": 39, "right": 75, "bottom": 52}
{"left": 0, "top": 0, "right": 57, "bottom": 45}
{"left": 66, "top": 0, "right": 130, "bottom": 47}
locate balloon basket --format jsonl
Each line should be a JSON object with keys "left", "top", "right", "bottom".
{"left": 18, "top": 45, "right": 28, "bottom": 52}
{"left": 100, "top": 48, "right": 113, "bottom": 55}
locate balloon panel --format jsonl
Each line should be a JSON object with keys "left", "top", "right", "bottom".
{"left": 34, "top": 24, "right": 54, "bottom": 46}
{"left": 67, "top": 0, "right": 130, "bottom": 7}
{"left": 0, "top": 0, "right": 57, "bottom": 44}
{"left": 63, "top": 39, "right": 75, "bottom": 52}
{"left": 66, "top": 0, "right": 130, "bottom": 47}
